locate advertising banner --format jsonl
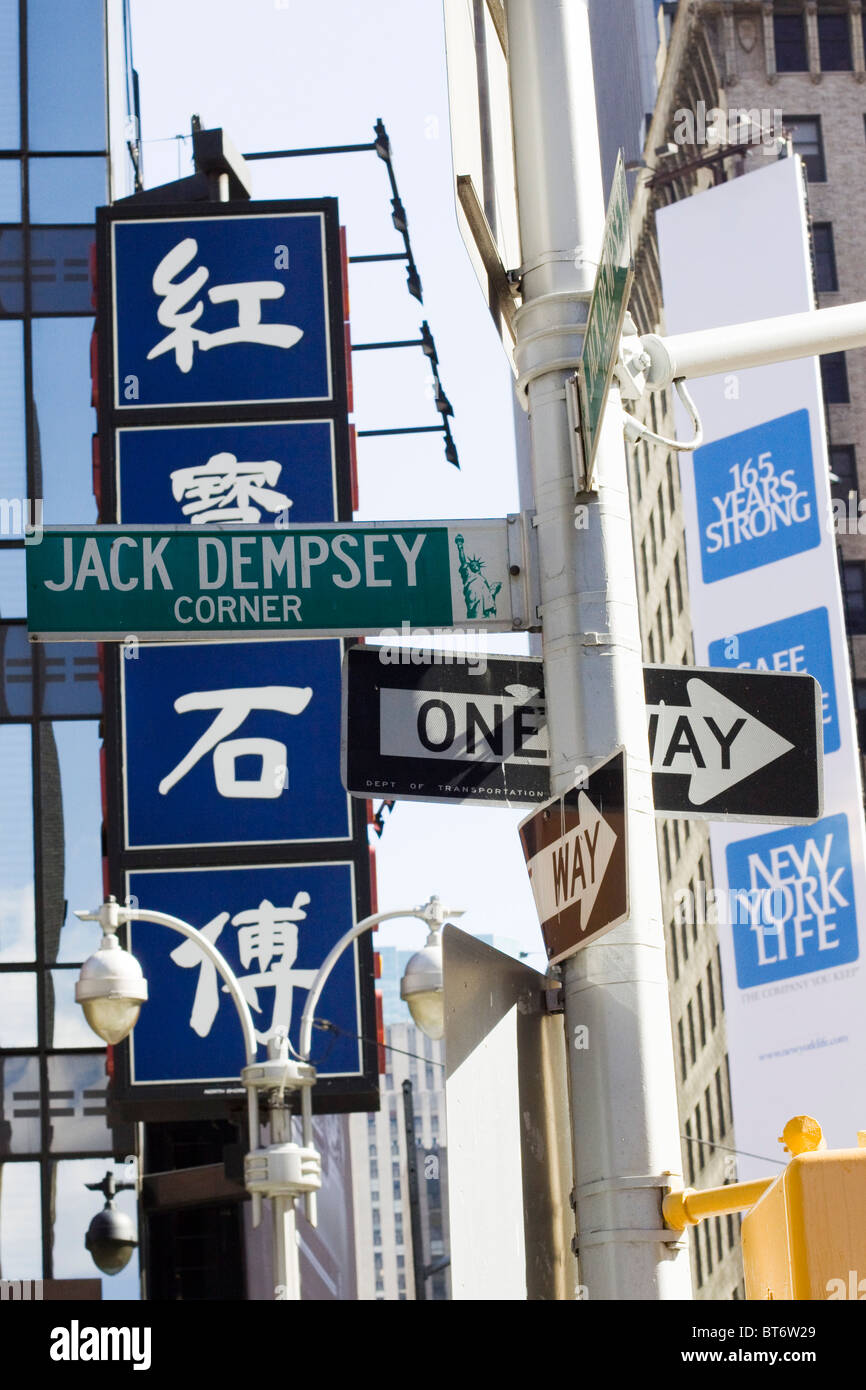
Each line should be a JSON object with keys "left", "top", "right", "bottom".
{"left": 656, "top": 155, "right": 866, "bottom": 1170}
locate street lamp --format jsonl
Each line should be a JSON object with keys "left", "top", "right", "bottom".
{"left": 84, "top": 1170, "right": 138, "bottom": 1277}
{"left": 73, "top": 892, "right": 461, "bottom": 1299}
{"left": 400, "top": 929, "right": 445, "bottom": 1040}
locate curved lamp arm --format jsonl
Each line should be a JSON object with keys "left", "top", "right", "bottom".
{"left": 296, "top": 895, "right": 460, "bottom": 1226}
{"left": 75, "top": 900, "right": 262, "bottom": 1221}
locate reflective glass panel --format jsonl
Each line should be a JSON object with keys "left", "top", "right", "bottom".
{"left": 0, "top": 161, "right": 21, "bottom": 221}
{"left": 32, "top": 318, "right": 96, "bottom": 524}
{"left": 31, "top": 228, "right": 94, "bottom": 314}
{"left": 53, "top": 722, "right": 103, "bottom": 963}
{"left": 0, "top": 1162, "right": 41, "bottom": 1280}
{"left": 0, "top": 226, "right": 22, "bottom": 314}
{"left": 28, "top": 157, "right": 106, "bottom": 223}
{"left": 47, "top": 1053, "right": 110, "bottom": 1153}
{"left": 27, "top": 0, "right": 105, "bottom": 151}
{"left": 52, "top": 1159, "right": 140, "bottom": 1298}
{"left": 0, "top": 2, "right": 19, "bottom": 148}
{"left": 48, "top": 970, "right": 97, "bottom": 1047}
{"left": 0, "top": 549, "right": 27, "bottom": 617}
{"left": 0, "top": 1055, "right": 41, "bottom": 1154}
{"left": 0, "top": 971, "right": 37, "bottom": 1046}
{"left": 0, "top": 320, "right": 25, "bottom": 496}
{"left": 40, "top": 644, "right": 100, "bottom": 718}
{"left": 0, "top": 623, "right": 33, "bottom": 717}
{"left": 0, "top": 724, "right": 34, "bottom": 961}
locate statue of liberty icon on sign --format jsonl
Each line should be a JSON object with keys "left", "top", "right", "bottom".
{"left": 455, "top": 533, "right": 503, "bottom": 619}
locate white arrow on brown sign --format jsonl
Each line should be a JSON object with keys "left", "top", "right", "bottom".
{"left": 518, "top": 747, "right": 628, "bottom": 966}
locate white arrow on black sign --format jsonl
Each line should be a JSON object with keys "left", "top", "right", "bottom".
{"left": 643, "top": 664, "right": 822, "bottom": 823}
{"left": 342, "top": 647, "right": 823, "bottom": 823}
{"left": 647, "top": 677, "right": 794, "bottom": 807}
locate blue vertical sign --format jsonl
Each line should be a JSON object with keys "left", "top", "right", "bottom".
{"left": 97, "top": 199, "right": 375, "bottom": 1117}
{"left": 111, "top": 212, "right": 333, "bottom": 407}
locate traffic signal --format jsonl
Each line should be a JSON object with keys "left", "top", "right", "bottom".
{"left": 742, "top": 1116, "right": 866, "bottom": 1300}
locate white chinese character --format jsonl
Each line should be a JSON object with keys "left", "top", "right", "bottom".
{"left": 170, "top": 452, "right": 293, "bottom": 524}
{"left": 147, "top": 238, "right": 303, "bottom": 373}
{"left": 159, "top": 685, "right": 312, "bottom": 798}
{"left": 234, "top": 896, "right": 317, "bottom": 1044}
{"left": 170, "top": 912, "right": 229, "bottom": 1038}
{"left": 170, "top": 895, "right": 318, "bottom": 1046}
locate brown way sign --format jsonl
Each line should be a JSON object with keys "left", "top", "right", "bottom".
{"left": 518, "top": 748, "right": 628, "bottom": 966}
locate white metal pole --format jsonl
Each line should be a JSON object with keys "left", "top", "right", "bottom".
{"left": 505, "top": 0, "right": 691, "bottom": 1298}
{"left": 642, "top": 298, "right": 866, "bottom": 388}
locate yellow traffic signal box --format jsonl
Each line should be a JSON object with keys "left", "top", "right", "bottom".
{"left": 743, "top": 1122, "right": 866, "bottom": 1300}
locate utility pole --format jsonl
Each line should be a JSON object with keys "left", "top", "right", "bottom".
{"left": 505, "top": 0, "right": 691, "bottom": 1297}
{"left": 402, "top": 1079, "right": 427, "bottom": 1301}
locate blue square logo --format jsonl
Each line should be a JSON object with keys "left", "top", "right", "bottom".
{"left": 726, "top": 813, "right": 858, "bottom": 988}
{"left": 708, "top": 607, "right": 839, "bottom": 754}
{"left": 112, "top": 212, "right": 332, "bottom": 408}
{"left": 694, "top": 409, "right": 820, "bottom": 582}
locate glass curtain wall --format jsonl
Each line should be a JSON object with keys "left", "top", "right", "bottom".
{"left": 0, "top": 0, "right": 139, "bottom": 1297}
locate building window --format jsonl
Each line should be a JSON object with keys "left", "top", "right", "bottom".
{"left": 706, "top": 961, "right": 717, "bottom": 1029}
{"left": 824, "top": 348, "right": 853, "bottom": 404}
{"left": 649, "top": 512, "right": 658, "bottom": 568}
{"left": 666, "top": 457, "right": 676, "bottom": 514}
{"left": 369, "top": 1161, "right": 378, "bottom": 1180}
{"left": 687, "top": 1000, "right": 697, "bottom": 1065}
{"left": 704, "top": 1219, "right": 714, "bottom": 1275}
{"left": 678, "top": 1018, "right": 687, "bottom": 1081}
{"left": 854, "top": 682, "right": 866, "bottom": 747}
{"left": 665, "top": 579, "right": 674, "bottom": 639}
{"left": 784, "top": 116, "right": 826, "bottom": 181}
{"left": 705, "top": 1085, "right": 715, "bottom": 1144}
{"left": 842, "top": 561, "right": 866, "bottom": 634}
{"left": 648, "top": 629, "right": 656, "bottom": 664}
{"left": 685, "top": 1118, "right": 695, "bottom": 1185}
{"left": 669, "top": 917, "right": 679, "bottom": 980}
{"left": 694, "top": 1227, "right": 703, "bottom": 1289}
{"left": 695, "top": 1101, "right": 704, "bottom": 1171}
{"left": 697, "top": 981, "right": 707, "bottom": 1048}
{"left": 818, "top": 12, "right": 852, "bottom": 71}
{"left": 774, "top": 13, "right": 808, "bottom": 71}
{"left": 658, "top": 482, "right": 666, "bottom": 541}
{"left": 829, "top": 444, "right": 857, "bottom": 502}
{"left": 641, "top": 539, "right": 650, "bottom": 595}
{"left": 812, "top": 222, "right": 838, "bottom": 292}
{"left": 673, "top": 553, "right": 684, "bottom": 613}
{"left": 662, "top": 823, "right": 672, "bottom": 880}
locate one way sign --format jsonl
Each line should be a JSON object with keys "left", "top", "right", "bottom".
{"left": 519, "top": 748, "right": 628, "bottom": 966}
{"left": 644, "top": 665, "right": 822, "bottom": 824}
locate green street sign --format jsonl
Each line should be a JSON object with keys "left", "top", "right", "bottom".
{"left": 576, "top": 150, "right": 634, "bottom": 478}
{"left": 26, "top": 520, "right": 528, "bottom": 641}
